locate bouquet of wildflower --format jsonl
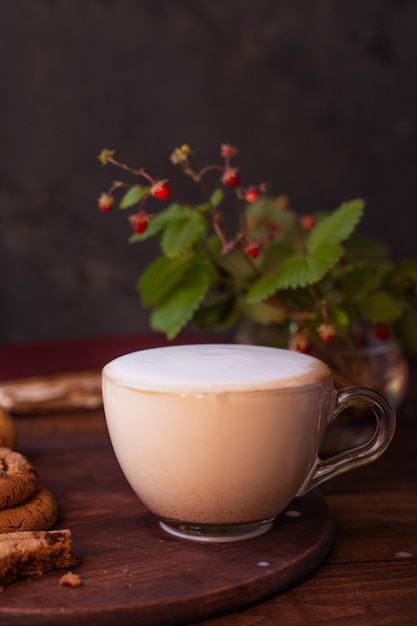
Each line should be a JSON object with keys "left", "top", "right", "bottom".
{"left": 97, "top": 144, "right": 417, "bottom": 355}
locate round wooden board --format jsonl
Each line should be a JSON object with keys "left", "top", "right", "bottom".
{"left": 2, "top": 423, "right": 335, "bottom": 626}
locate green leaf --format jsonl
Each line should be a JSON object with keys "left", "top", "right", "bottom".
{"left": 206, "top": 234, "right": 222, "bottom": 254}
{"left": 119, "top": 185, "right": 148, "bottom": 209}
{"left": 129, "top": 215, "right": 167, "bottom": 242}
{"left": 389, "top": 259, "right": 417, "bottom": 275}
{"left": 157, "top": 202, "right": 190, "bottom": 219}
{"left": 138, "top": 254, "right": 193, "bottom": 307}
{"left": 130, "top": 202, "right": 207, "bottom": 245}
{"left": 193, "top": 293, "right": 239, "bottom": 329}
{"left": 195, "top": 190, "right": 224, "bottom": 214}
{"left": 196, "top": 202, "right": 212, "bottom": 214}
{"left": 245, "top": 199, "right": 364, "bottom": 304}
{"left": 216, "top": 250, "right": 254, "bottom": 281}
{"left": 240, "top": 301, "right": 286, "bottom": 325}
{"left": 341, "top": 262, "right": 385, "bottom": 301}
{"left": 161, "top": 212, "right": 206, "bottom": 258}
{"left": 386, "top": 259, "right": 417, "bottom": 295}
{"left": 359, "top": 291, "right": 403, "bottom": 323}
{"left": 210, "top": 188, "right": 224, "bottom": 207}
{"left": 326, "top": 301, "right": 351, "bottom": 328}
{"left": 307, "top": 199, "right": 365, "bottom": 254}
{"left": 311, "top": 244, "right": 345, "bottom": 282}
{"left": 129, "top": 203, "right": 187, "bottom": 242}
{"left": 344, "top": 232, "right": 389, "bottom": 263}
{"left": 396, "top": 308, "right": 417, "bottom": 353}
{"left": 147, "top": 203, "right": 196, "bottom": 229}
{"left": 263, "top": 240, "right": 293, "bottom": 267}
{"left": 246, "top": 243, "right": 343, "bottom": 303}
{"left": 245, "top": 198, "right": 297, "bottom": 240}
{"left": 150, "top": 261, "right": 212, "bottom": 339}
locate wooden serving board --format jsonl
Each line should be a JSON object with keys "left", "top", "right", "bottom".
{"left": 1, "top": 411, "right": 335, "bottom": 626}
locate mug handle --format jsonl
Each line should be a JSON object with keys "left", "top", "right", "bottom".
{"left": 297, "top": 387, "right": 396, "bottom": 496}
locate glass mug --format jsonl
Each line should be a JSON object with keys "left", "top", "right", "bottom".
{"left": 102, "top": 344, "right": 396, "bottom": 542}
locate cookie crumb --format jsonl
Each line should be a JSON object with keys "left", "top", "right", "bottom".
{"left": 59, "top": 571, "right": 82, "bottom": 587}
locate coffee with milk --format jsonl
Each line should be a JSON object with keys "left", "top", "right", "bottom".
{"left": 102, "top": 344, "right": 395, "bottom": 542}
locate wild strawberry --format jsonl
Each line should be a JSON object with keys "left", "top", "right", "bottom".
{"left": 98, "top": 193, "right": 114, "bottom": 212}
{"left": 150, "top": 180, "right": 171, "bottom": 200}
{"left": 374, "top": 324, "right": 391, "bottom": 340}
{"left": 289, "top": 333, "right": 312, "bottom": 354}
{"left": 300, "top": 215, "right": 315, "bottom": 230}
{"left": 245, "top": 243, "right": 259, "bottom": 259}
{"left": 220, "top": 144, "right": 239, "bottom": 158}
{"left": 245, "top": 188, "right": 259, "bottom": 203}
{"left": 222, "top": 167, "right": 240, "bottom": 187}
{"left": 317, "top": 323, "right": 336, "bottom": 342}
{"left": 130, "top": 213, "right": 149, "bottom": 234}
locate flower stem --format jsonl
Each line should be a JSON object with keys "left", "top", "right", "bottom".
{"left": 107, "top": 156, "right": 148, "bottom": 180}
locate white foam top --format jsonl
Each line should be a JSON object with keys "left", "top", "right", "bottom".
{"left": 102, "top": 344, "right": 331, "bottom": 393}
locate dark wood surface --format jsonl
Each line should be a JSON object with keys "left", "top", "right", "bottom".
{"left": 0, "top": 411, "right": 335, "bottom": 625}
{"left": 0, "top": 335, "right": 416, "bottom": 625}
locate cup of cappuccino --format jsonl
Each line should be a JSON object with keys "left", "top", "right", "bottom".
{"left": 102, "top": 344, "right": 396, "bottom": 542}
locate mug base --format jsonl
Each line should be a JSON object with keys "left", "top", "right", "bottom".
{"left": 159, "top": 519, "right": 273, "bottom": 542}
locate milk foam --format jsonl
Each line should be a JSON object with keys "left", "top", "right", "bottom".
{"left": 103, "top": 344, "right": 331, "bottom": 392}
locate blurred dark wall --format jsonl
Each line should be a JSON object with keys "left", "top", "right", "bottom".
{"left": 1, "top": 0, "right": 416, "bottom": 343}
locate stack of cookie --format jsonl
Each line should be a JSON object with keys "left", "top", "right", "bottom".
{"left": 0, "top": 447, "right": 76, "bottom": 588}
{"left": 0, "top": 447, "right": 58, "bottom": 533}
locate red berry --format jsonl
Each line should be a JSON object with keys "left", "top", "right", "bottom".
{"left": 300, "top": 215, "right": 315, "bottom": 230}
{"left": 130, "top": 213, "right": 149, "bottom": 234}
{"left": 222, "top": 167, "right": 240, "bottom": 187}
{"left": 317, "top": 323, "right": 336, "bottom": 342}
{"left": 374, "top": 324, "right": 391, "bottom": 340}
{"left": 98, "top": 192, "right": 114, "bottom": 212}
{"left": 245, "top": 188, "right": 259, "bottom": 203}
{"left": 245, "top": 243, "right": 259, "bottom": 259}
{"left": 289, "top": 333, "right": 312, "bottom": 354}
{"left": 220, "top": 144, "right": 239, "bottom": 158}
{"left": 150, "top": 180, "right": 171, "bottom": 200}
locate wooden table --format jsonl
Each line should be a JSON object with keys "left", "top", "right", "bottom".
{"left": 0, "top": 334, "right": 416, "bottom": 625}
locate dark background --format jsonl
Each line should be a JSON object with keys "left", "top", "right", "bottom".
{"left": 1, "top": 0, "right": 416, "bottom": 344}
